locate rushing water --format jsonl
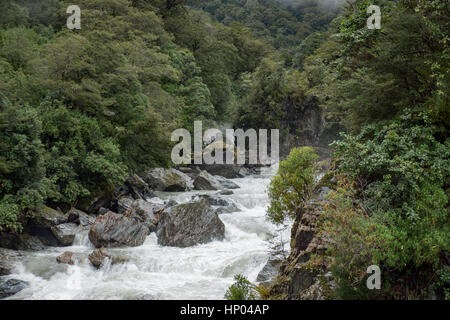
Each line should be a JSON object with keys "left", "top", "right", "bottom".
{"left": 5, "top": 172, "right": 290, "bottom": 300}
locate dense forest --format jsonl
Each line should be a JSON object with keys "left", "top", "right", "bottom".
{"left": 0, "top": 0, "right": 449, "bottom": 300}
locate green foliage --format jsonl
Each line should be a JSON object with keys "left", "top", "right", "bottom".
{"left": 321, "top": 110, "right": 450, "bottom": 299}
{"left": 267, "top": 147, "right": 318, "bottom": 224}
{"left": 225, "top": 274, "right": 257, "bottom": 300}
{"left": 0, "top": 97, "right": 45, "bottom": 231}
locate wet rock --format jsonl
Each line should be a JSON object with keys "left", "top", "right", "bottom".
{"left": 88, "top": 248, "right": 130, "bottom": 269}
{"left": 176, "top": 166, "right": 201, "bottom": 179}
{"left": 257, "top": 258, "right": 282, "bottom": 285}
{"left": 125, "top": 199, "right": 163, "bottom": 232}
{"left": 117, "top": 196, "right": 134, "bottom": 214}
{"left": 56, "top": 251, "right": 76, "bottom": 265}
{"left": 165, "top": 199, "right": 178, "bottom": 208}
{"left": 145, "top": 168, "right": 194, "bottom": 192}
{"left": 51, "top": 223, "right": 79, "bottom": 246}
{"left": 66, "top": 208, "right": 95, "bottom": 227}
{"left": 0, "top": 249, "right": 22, "bottom": 276}
{"left": 156, "top": 199, "right": 225, "bottom": 247}
{"left": 198, "top": 164, "right": 243, "bottom": 179}
{"left": 125, "top": 174, "right": 153, "bottom": 199}
{"left": 30, "top": 206, "right": 66, "bottom": 229}
{"left": 89, "top": 212, "right": 149, "bottom": 248}
{"left": 0, "top": 232, "right": 45, "bottom": 251}
{"left": 193, "top": 195, "right": 240, "bottom": 214}
{"left": 26, "top": 207, "right": 67, "bottom": 247}
{"left": 217, "top": 190, "right": 233, "bottom": 196}
{"left": 215, "top": 176, "right": 240, "bottom": 189}
{"left": 193, "top": 171, "right": 222, "bottom": 190}
{"left": 0, "top": 279, "right": 28, "bottom": 299}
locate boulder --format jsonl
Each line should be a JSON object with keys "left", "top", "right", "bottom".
{"left": 88, "top": 248, "right": 129, "bottom": 269}
{"left": 89, "top": 212, "right": 149, "bottom": 248}
{"left": 156, "top": 199, "right": 225, "bottom": 247}
{"left": 0, "top": 249, "right": 22, "bottom": 276}
{"left": 125, "top": 174, "right": 153, "bottom": 199}
{"left": 193, "top": 171, "right": 222, "bottom": 190}
{"left": 51, "top": 223, "right": 79, "bottom": 246}
{"left": 145, "top": 168, "right": 194, "bottom": 192}
{"left": 217, "top": 190, "right": 233, "bottom": 196}
{"left": 66, "top": 208, "right": 95, "bottom": 227}
{"left": 125, "top": 200, "right": 163, "bottom": 233}
{"left": 0, "top": 279, "right": 28, "bottom": 299}
{"left": 26, "top": 207, "right": 67, "bottom": 246}
{"left": 30, "top": 206, "right": 66, "bottom": 229}
{"left": 198, "top": 164, "right": 243, "bottom": 179}
{"left": 0, "top": 232, "right": 45, "bottom": 251}
{"left": 56, "top": 251, "right": 76, "bottom": 265}
{"left": 215, "top": 176, "right": 240, "bottom": 189}
{"left": 117, "top": 196, "right": 134, "bottom": 214}
{"left": 193, "top": 195, "right": 240, "bottom": 214}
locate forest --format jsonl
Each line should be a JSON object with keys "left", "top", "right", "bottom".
{"left": 0, "top": 0, "right": 449, "bottom": 300}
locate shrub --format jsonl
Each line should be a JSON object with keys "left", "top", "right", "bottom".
{"left": 267, "top": 147, "right": 318, "bottom": 224}
{"left": 225, "top": 275, "right": 257, "bottom": 300}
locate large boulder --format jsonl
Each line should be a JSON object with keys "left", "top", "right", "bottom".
{"left": 88, "top": 248, "right": 129, "bottom": 269}
{"left": 125, "top": 199, "right": 163, "bottom": 233}
{"left": 0, "top": 249, "right": 22, "bottom": 276}
{"left": 145, "top": 168, "right": 194, "bottom": 192}
{"left": 26, "top": 207, "right": 68, "bottom": 246}
{"left": 0, "top": 279, "right": 28, "bottom": 299}
{"left": 0, "top": 232, "right": 45, "bottom": 251}
{"left": 89, "top": 212, "right": 149, "bottom": 248}
{"left": 51, "top": 223, "right": 79, "bottom": 246}
{"left": 193, "top": 171, "right": 222, "bottom": 190}
{"left": 156, "top": 199, "right": 225, "bottom": 247}
{"left": 56, "top": 251, "right": 76, "bottom": 265}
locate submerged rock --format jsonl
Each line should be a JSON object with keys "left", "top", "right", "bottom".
{"left": 89, "top": 212, "right": 149, "bottom": 248}
{"left": 0, "top": 279, "right": 28, "bottom": 299}
{"left": 156, "top": 199, "right": 225, "bottom": 247}
{"left": 0, "top": 249, "right": 22, "bottom": 276}
{"left": 88, "top": 248, "right": 129, "bottom": 269}
{"left": 145, "top": 168, "right": 194, "bottom": 192}
{"left": 56, "top": 251, "right": 76, "bottom": 265}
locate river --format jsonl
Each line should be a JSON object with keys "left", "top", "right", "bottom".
{"left": 5, "top": 171, "right": 290, "bottom": 300}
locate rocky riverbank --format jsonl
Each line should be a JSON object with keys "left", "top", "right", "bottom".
{"left": 0, "top": 164, "right": 269, "bottom": 299}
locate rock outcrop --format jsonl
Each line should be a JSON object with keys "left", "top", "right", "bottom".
{"left": 269, "top": 188, "right": 332, "bottom": 300}
{"left": 89, "top": 212, "right": 149, "bottom": 248}
{"left": 156, "top": 199, "right": 225, "bottom": 247}
{"left": 145, "top": 168, "right": 194, "bottom": 192}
